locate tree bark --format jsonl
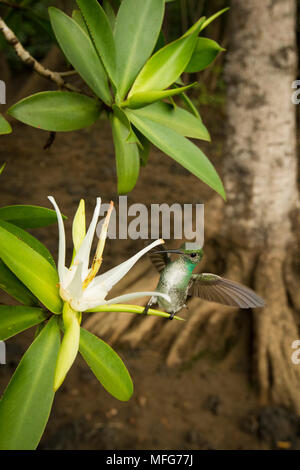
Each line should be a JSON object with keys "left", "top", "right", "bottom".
{"left": 222, "top": 0, "right": 300, "bottom": 412}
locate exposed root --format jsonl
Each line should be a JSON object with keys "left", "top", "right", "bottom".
{"left": 254, "top": 249, "right": 300, "bottom": 414}
{"left": 283, "top": 243, "right": 300, "bottom": 315}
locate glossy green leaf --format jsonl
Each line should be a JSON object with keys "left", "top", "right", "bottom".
{"left": 76, "top": 0, "right": 116, "bottom": 84}
{"left": 0, "top": 219, "right": 56, "bottom": 268}
{"left": 0, "top": 114, "right": 11, "bottom": 135}
{"left": 79, "top": 327, "right": 133, "bottom": 401}
{"left": 49, "top": 7, "right": 111, "bottom": 104}
{"left": 0, "top": 204, "right": 60, "bottom": 229}
{"left": 72, "top": 9, "right": 89, "bottom": 35}
{"left": 111, "top": 110, "right": 140, "bottom": 194}
{"left": 128, "top": 21, "right": 201, "bottom": 96}
{"left": 8, "top": 92, "right": 102, "bottom": 132}
{"left": 127, "top": 101, "right": 210, "bottom": 141}
{"left": 0, "top": 163, "right": 5, "bottom": 176}
{"left": 0, "top": 305, "right": 48, "bottom": 340}
{"left": 123, "top": 83, "right": 195, "bottom": 109}
{"left": 185, "top": 38, "right": 224, "bottom": 73}
{"left": 0, "top": 317, "right": 60, "bottom": 450}
{"left": 199, "top": 7, "right": 229, "bottom": 32}
{"left": 114, "top": 0, "right": 165, "bottom": 100}
{"left": 0, "top": 224, "right": 62, "bottom": 314}
{"left": 125, "top": 110, "right": 225, "bottom": 199}
{"left": 0, "top": 259, "right": 38, "bottom": 306}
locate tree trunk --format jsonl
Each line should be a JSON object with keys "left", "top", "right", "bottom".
{"left": 222, "top": 0, "right": 300, "bottom": 412}
{"left": 85, "top": 0, "right": 300, "bottom": 412}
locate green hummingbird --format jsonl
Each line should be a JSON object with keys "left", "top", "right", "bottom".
{"left": 143, "top": 243, "right": 264, "bottom": 319}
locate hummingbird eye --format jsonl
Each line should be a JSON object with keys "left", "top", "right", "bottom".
{"left": 190, "top": 253, "right": 197, "bottom": 258}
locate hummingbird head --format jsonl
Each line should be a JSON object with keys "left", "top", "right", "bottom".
{"left": 153, "top": 242, "right": 204, "bottom": 266}
{"left": 180, "top": 242, "right": 204, "bottom": 265}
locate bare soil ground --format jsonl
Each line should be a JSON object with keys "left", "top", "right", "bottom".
{"left": 1, "top": 109, "right": 300, "bottom": 450}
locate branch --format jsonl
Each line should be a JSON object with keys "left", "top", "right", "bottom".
{"left": 0, "top": 15, "right": 82, "bottom": 94}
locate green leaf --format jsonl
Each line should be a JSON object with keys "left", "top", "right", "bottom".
{"left": 79, "top": 327, "right": 133, "bottom": 401}
{"left": 0, "top": 316, "right": 60, "bottom": 450}
{"left": 0, "top": 163, "right": 5, "bottom": 176}
{"left": 72, "top": 9, "right": 89, "bottom": 35}
{"left": 0, "top": 305, "right": 48, "bottom": 340}
{"left": 185, "top": 38, "right": 224, "bottom": 73}
{"left": 49, "top": 7, "right": 111, "bottom": 104}
{"left": 0, "top": 259, "right": 38, "bottom": 306}
{"left": 125, "top": 110, "right": 226, "bottom": 199}
{"left": 123, "top": 83, "right": 196, "bottom": 109}
{"left": 128, "top": 20, "right": 202, "bottom": 96}
{"left": 8, "top": 92, "right": 102, "bottom": 132}
{"left": 0, "top": 204, "right": 60, "bottom": 229}
{"left": 111, "top": 109, "right": 140, "bottom": 194}
{"left": 0, "top": 224, "right": 63, "bottom": 314}
{"left": 76, "top": 0, "right": 116, "bottom": 84}
{"left": 199, "top": 7, "right": 229, "bottom": 32}
{"left": 0, "top": 114, "right": 11, "bottom": 135}
{"left": 114, "top": 0, "right": 165, "bottom": 100}
{"left": 0, "top": 219, "right": 56, "bottom": 268}
{"left": 127, "top": 101, "right": 210, "bottom": 141}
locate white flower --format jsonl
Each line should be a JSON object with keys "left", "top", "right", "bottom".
{"left": 48, "top": 196, "right": 170, "bottom": 313}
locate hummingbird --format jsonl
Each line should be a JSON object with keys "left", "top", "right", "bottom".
{"left": 143, "top": 243, "right": 264, "bottom": 319}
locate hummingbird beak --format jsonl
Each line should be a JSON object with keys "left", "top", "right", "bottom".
{"left": 152, "top": 249, "right": 185, "bottom": 254}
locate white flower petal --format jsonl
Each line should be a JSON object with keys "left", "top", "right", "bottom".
{"left": 73, "top": 197, "right": 101, "bottom": 272}
{"left": 48, "top": 196, "right": 66, "bottom": 282}
{"left": 77, "top": 290, "right": 107, "bottom": 311}
{"left": 65, "top": 261, "right": 83, "bottom": 301}
{"left": 89, "top": 239, "right": 164, "bottom": 294}
{"left": 105, "top": 291, "right": 171, "bottom": 305}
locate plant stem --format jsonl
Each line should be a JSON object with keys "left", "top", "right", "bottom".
{"left": 85, "top": 304, "right": 185, "bottom": 321}
{"left": 0, "top": 15, "right": 82, "bottom": 94}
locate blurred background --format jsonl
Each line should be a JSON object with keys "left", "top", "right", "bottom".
{"left": 1, "top": 0, "right": 300, "bottom": 450}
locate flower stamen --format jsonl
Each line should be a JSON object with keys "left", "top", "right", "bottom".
{"left": 83, "top": 201, "right": 114, "bottom": 289}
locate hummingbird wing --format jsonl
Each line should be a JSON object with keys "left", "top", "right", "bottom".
{"left": 188, "top": 273, "right": 264, "bottom": 308}
{"left": 148, "top": 245, "right": 171, "bottom": 272}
